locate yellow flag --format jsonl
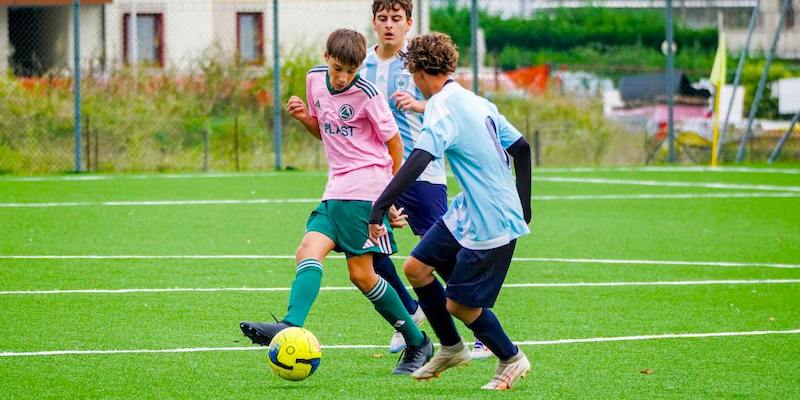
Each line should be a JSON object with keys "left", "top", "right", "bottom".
{"left": 710, "top": 32, "right": 726, "bottom": 167}
{"left": 710, "top": 32, "right": 727, "bottom": 86}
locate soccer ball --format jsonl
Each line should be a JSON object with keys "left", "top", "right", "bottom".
{"left": 267, "top": 327, "right": 322, "bottom": 381}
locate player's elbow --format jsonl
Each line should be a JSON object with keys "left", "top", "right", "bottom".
{"left": 506, "top": 137, "right": 530, "bottom": 159}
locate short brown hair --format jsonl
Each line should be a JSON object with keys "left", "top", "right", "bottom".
{"left": 372, "top": 0, "right": 413, "bottom": 20}
{"left": 402, "top": 33, "right": 458, "bottom": 75}
{"left": 325, "top": 29, "right": 367, "bottom": 67}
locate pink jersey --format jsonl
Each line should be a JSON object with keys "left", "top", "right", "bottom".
{"left": 306, "top": 66, "right": 399, "bottom": 201}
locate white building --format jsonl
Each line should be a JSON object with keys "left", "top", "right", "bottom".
{"left": 0, "top": 0, "right": 431, "bottom": 75}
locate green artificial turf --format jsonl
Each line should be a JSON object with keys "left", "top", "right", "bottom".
{"left": 1, "top": 166, "right": 798, "bottom": 398}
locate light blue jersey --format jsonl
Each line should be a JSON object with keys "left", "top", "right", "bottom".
{"left": 362, "top": 45, "right": 447, "bottom": 185}
{"left": 414, "top": 82, "right": 530, "bottom": 250}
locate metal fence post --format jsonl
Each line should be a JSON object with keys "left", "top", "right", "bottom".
{"left": 73, "top": 0, "right": 82, "bottom": 172}
{"left": 737, "top": 0, "right": 791, "bottom": 163}
{"left": 768, "top": 110, "right": 800, "bottom": 164}
{"left": 718, "top": 0, "right": 760, "bottom": 162}
{"left": 273, "top": 0, "right": 282, "bottom": 170}
{"left": 470, "top": 0, "right": 478, "bottom": 94}
{"left": 665, "top": 0, "right": 676, "bottom": 163}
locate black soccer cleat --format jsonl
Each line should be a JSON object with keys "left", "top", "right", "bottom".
{"left": 239, "top": 321, "right": 292, "bottom": 346}
{"left": 392, "top": 332, "right": 434, "bottom": 375}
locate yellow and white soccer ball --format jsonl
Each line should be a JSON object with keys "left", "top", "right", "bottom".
{"left": 267, "top": 327, "right": 322, "bottom": 381}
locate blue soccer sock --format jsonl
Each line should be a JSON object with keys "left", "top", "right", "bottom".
{"left": 413, "top": 279, "right": 461, "bottom": 346}
{"left": 466, "top": 309, "right": 518, "bottom": 360}
{"left": 282, "top": 259, "right": 323, "bottom": 327}
{"left": 365, "top": 277, "right": 425, "bottom": 347}
{"left": 373, "top": 255, "right": 419, "bottom": 315}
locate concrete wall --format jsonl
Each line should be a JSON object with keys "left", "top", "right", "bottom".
{"left": 3, "top": 0, "right": 432, "bottom": 74}
{"left": 726, "top": 2, "right": 800, "bottom": 59}
{"left": 106, "top": 0, "right": 215, "bottom": 70}
{"left": 68, "top": 5, "right": 106, "bottom": 71}
{"left": 212, "top": 0, "right": 271, "bottom": 62}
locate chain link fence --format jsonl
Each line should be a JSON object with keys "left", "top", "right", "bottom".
{"left": 1, "top": 0, "right": 798, "bottom": 174}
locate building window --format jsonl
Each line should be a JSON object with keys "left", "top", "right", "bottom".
{"left": 786, "top": 0, "right": 795, "bottom": 29}
{"left": 123, "top": 13, "right": 164, "bottom": 67}
{"left": 237, "top": 13, "right": 264, "bottom": 64}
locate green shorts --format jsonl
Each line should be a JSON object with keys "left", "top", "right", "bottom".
{"left": 306, "top": 200, "right": 398, "bottom": 258}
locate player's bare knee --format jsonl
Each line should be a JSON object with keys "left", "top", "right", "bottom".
{"left": 446, "top": 299, "right": 480, "bottom": 323}
{"left": 295, "top": 235, "right": 327, "bottom": 264}
{"left": 349, "top": 269, "right": 376, "bottom": 292}
{"left": 403, "top": 257, "right": 433, "bottom": 286}
{"left": 295, "top": 242, "right": 314, "bottom": 263}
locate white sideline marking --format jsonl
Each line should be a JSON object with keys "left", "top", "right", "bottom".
{"left": 2, "top": 279, "right": 799, "bottom": 296}
{"left": 537, "top": 166, "right": 800, "bottom": 175}
{"left": 0, "top": 172, "right": 295, "bottom": 182}
{"left": 1, "top": 328, "right": 798, "bottom": 357}
{"left": 533, "top": 192, "right": 800, "bottom": 201}
{"left": 514, "top": 329, "right": 800, "bottom": 346}
{"left": 0, "top": 198, "right": 322, "bottom": 208}
{"left": 2, "top": 192, "right": 799, "bottom": 208}
{"left": 539, "top": 176, "right": 800, "bottom": 193}
{"left": 2, "top": 255, "right": 798, "bottom": 269}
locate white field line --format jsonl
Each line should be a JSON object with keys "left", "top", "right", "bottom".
{"left": 2, "top": 279, "right": 799, "bottom": 296}
{"left": 2, "top": 166, "right": 798, "bottom": 183}
{"left": 538, "top": 176, "right": 800, "bottom": 193}
{"left": 2, "top": 192, "right": 800, "bottom": 208}
{"left": 537, "top": 166, "right": 800, "bottom": 175}
{"left": 2, "top": 255, "right": 798, "bottom": 269}
{"left": 0, "top": 172, "right": 304, "bottom": 182}
{"left": 1, "top": 328, "right": 798, "bottom": 357}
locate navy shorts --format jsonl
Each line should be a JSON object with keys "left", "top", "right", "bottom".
{"left": 410, "top": 219, "right": 516, "bottom": 308}
{"left": 394, "top": 181, "right": 448, "bottom": 236}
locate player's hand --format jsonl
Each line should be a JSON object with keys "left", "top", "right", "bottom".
{"left": 286, "top": 96, "right": 309, "bottom": 121}
{"left": 391, "top": 92, "right": 424, "bottom": 113}
{"left": 369, "top": 223, "right": 388, "bottom": 243}
{"left": 388, "top": 206, "right": 408, "bottom": 229}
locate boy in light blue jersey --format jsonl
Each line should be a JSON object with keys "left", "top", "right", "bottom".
{"left": 369, "top": 33, "right": 533, "bottom": 390}
{"left": 363, "top": 0, "right": 450, "bottom": 354}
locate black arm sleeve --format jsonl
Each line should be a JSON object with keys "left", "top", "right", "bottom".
{"left": 369, "top": 149, "right": 435, "bottom": 224}
{"left": 506, "top": 136, "right": 532, "bottom": 224}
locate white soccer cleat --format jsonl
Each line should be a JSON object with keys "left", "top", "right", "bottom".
{"left": 411, "top": 340, "right": 471, "bottom": 380}
{"left": 469, "top": 340, "right": 494, "bottom": 360}
{"left": 480, "top": 350, "right": 531, "bottom": 390}
{"left": 389, "top": 306, "right": 427, "bottom": 353}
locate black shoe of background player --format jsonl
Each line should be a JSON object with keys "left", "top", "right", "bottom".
{"left": 239, "top": 320, "right": 293, "bottom": 346}
{"left": 392, "top": 332, "right": 434, "bottom": 375}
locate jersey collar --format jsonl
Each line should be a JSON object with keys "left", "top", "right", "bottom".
{"left": 326, "top": 72, "right": 360, "bottom": 95}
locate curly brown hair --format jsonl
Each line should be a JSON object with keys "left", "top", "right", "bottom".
{"left": 325, "top": 29, "right": 367, "bottom": 67}
{"left": 401, "top": 33, "right": 458, "bottom": 75}
{"left": 372, "top": 0, "right": 413, "bottom": 20}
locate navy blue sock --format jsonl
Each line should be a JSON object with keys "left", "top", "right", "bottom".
{"left": 413, "top": 279, "right": 461, "bottom": 346}
{"left": 466, "top": 309, "right": 518, "bottom": 360}
{"left": 373, "top": 255, "right": 418, "bottom": 314}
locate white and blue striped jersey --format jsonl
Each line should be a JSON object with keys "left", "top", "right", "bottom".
{"left": 414, "top": 82, "right": 530, "bottom": 250}
{"left": 362, "top": 45, "right": 447, "bottom": 185}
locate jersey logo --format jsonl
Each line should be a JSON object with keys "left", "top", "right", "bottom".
{"left": 315, "top": 99, "right": 321, "bottom": 108}
{"left": 395, "top": 74, "right": 410, "bottom": 92}
{"left": 339, "top": 104, "right": 354, "bottom": 121}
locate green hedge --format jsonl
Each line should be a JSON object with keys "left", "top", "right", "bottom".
{"left": 432, "top": 7, "right": 716, "bottom": 59}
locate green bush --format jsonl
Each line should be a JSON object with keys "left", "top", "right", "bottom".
{"left": 490, "top": 92, "right": 641, "bottom": 165}
{"left": 432, "top": 6, "right": 716, "bottom": 61}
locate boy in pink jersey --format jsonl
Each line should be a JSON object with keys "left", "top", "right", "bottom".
{"left": 240, "top": 29, "right": 433, "bottom": 375}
